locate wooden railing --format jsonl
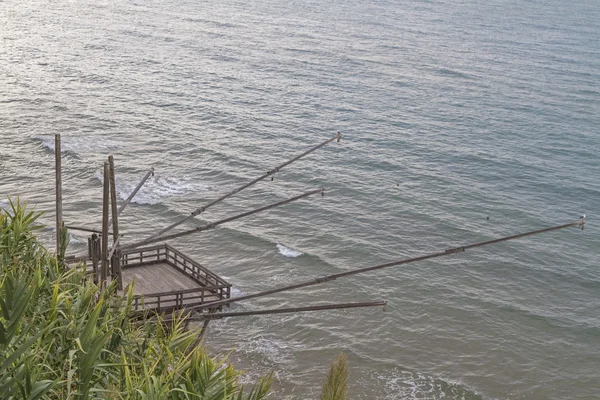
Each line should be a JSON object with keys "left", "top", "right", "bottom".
{"left": 132, "top": 285, "right": 231, "bottom": 313}
{"left": 121, "top": 244, "right": 168, "bottom": 267}
{"left": 121, "top": 244, "right": 231, "bottom": 313}
{"left": 164, "top": 245, "right": 224, "bottom": 287}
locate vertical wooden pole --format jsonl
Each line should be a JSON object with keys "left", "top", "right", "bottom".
{"left": 108, "top": 155, "right": 122, "bottom": 290}
{"left": 101, "top": 162, "right": 110, "bottom": 288}
{"left": 55, "top": 134, "right": 63, "bottom": 259}
{"left": 91, "top": 234, "right": 99, "bottom": 284}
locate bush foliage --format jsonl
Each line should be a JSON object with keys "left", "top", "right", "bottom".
{"left": 0, "top": 198, "right": 272, "bottom": 399}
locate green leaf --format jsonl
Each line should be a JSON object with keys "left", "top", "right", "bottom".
{"left": 29, "top": 380, "right": 55, "bottom": 400}
{"left": 319, "top": 353, "right": 349, "bottom": 400}
{"left": 1, "top": 328, "right": 47, "bottom": 372}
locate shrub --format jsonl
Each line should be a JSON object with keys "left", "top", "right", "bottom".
{"left": 0, "top": 198, "right": 271, "bottom": 399}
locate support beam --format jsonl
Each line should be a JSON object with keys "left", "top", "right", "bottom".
{"left": 55, "top": 134, "right": 63, "bottom": 260}
{"left": 189, "top": 218, "right": 586, "bottom": 312}
{"left": 65, "top": 225, "right": 115, "bottom": 236}
{"left": 188, "top": 301, "right": 387, "bottom": 320}
{"left": 143, "top": 133, "right": 341, "bottom": 243}
{"left": 122, "top": 188, "right": 325, "bottom": 250}
{"left": 113, "top": 167, "right": 155, "bottom": 223}
{"left": 101, "top": 162, "right": 110, "bottom": 287}
{"left": 108, "top": 156, "right": 122, "bottom": 289}
{"left": 91, "top": 234, "right": 99, "bottom": 284}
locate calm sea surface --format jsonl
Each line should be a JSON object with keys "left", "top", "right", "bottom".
{"left": 1, "top": 0, "right": 599, "bottom": 398}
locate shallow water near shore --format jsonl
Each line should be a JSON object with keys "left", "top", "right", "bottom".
{"left": 1, "top": 0, "right": 599, "bottom": 398}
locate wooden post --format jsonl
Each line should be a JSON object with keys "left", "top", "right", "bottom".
{"left": 55, "top": 134, "right": 63, "bottom": 259}
{"left": 91, "top": 234, "right": 99, "bottom": 284}
{"left": 101, "top": 162, "right": 110, "bottom": 288}
{"left": 110, "top": 252, "right": 121, "bottom": 290}
{"left": 108, "top": 156, "right": 122, "bottom": 289}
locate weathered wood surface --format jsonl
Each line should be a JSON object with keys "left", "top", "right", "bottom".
{"left": 108, "top": 156, "right": 122, "bottom": 289}
{"left": 119, "top": 263, "right": 224, "bottom": 312}
{"left": 117, "top": 245, "right": 231, "bottom": 313}
{"left": 121, "top": 245, "right": 230, "bottom": 289}
{"left": 73, "top": 243, "right": 231, "bottom": 313}
{"left": 101, "top": 162, "right": 110, "bottom": 286}
{"left": 121, "top": 263, "right": 201, "bottom": 294}
{"left": 55, "top": 134, "right": 63, "bottom": 260}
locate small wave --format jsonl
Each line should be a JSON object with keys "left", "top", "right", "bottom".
{"left": 365, "top": 367, "right": 484, "bottom": 400}
{"left": 44, "top": 227, "right": 85, "bottom": 245}
{"left": 276, "top": 243, "right": 304, "bottom": 258}
{"left": 68, "top": 232, "right": 85, "bottom": 245}
{"left": 240, "top": 336, "right": 299, "bottom": 364}
{"left": 435, "top": 67, "right": 474, "bottom": 80}
{"left": 34, "top": 135, "right": 120, "bottom": 153}
{"left": 221, "top": 276, "right": 244, "bottom": 298}
{"left": 117, "top": 176, "right": 190, "bottom": 205}
{"left": 95, "top": 172, "right": 209, "bottom": 205}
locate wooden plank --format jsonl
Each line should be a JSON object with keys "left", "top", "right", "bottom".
{"left": 121, "top": 244, "right": 168, "bottom": 257}
{"left": 119, "top": 262, "right": 226, "bottom": 312}
{"left": 91, "top": 234, "right": 99, "bottom": 284}
{"left": 108, "top": 156, "right": 122, "bottom": 290}
{"left": 120, "top": 262, "right": 202, "bottom": 295}
{"left": 54, "top": 134, "right": 63, "bottom": 260}
{"left": 122, "top": 260, "right": 164, "bottom": 269}
{"left": 186, "top": 301, "right": 387, "bottom": 321}
{"left": 101, "top": 162, "right": 110, "bottom": 287}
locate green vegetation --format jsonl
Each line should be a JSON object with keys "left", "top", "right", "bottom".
{"left": 319, "top": 354, "right": 348, "bottom": 400}
{"left": 0, "top": 198, "right": 271, "bottom": 399}
{"left": 0, "top": 198, "right": 352, "bottom": 399}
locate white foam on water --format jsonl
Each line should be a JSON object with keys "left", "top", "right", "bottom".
{"left": 363, "top": 368, "right": 479, "bottom": 400}
{"left": 68, "top": 232, "right": 85, "bottom": 245}
{"left": 35, "top": 135, "right": 120, "bottom": 153}
{"left": 368, "top": 369, "right": 437, "bottom": 400}
{"left": 221, "top": 276, "right": 245, "bottom": 298}
{"left": 95, "top": 172, "right": 209, "bottom": 205}
{"left": 276, "top": 242, "right": 304, "bottom": 258}
{"left": 240, "top": 336, "right": 296, "bottom": 364}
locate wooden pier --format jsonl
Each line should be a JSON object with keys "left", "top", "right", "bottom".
{"left": 55, "top": 132, "right": 583, "bottom": 332}
{"left": 61, "top": 133, "right": 353, "bottom": 322}
{"left": 119, "top": 245, "right": 231, "bottom": 313}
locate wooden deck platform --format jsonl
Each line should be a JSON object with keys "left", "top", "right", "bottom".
{"left": 117, "top": 244, "right": 231, "bottom": 313}
{"left": 121, "top": 263, "right": 203, "bottom": 294}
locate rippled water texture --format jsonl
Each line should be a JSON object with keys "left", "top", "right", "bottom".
{"left": 1, "top": 0, "right": 599, "bottom": 398}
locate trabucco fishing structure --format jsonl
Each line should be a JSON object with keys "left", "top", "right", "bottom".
{"left": 53, "top": 132, "right": 586, "bottom": 340}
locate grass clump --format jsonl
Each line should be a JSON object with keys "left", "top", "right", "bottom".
{"left": 320, "top": 353, "right": 349, "bottom": 400}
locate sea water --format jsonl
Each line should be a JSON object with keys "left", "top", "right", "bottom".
{"left": 1, "top": 0, "right": 599, "bottom": 398}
